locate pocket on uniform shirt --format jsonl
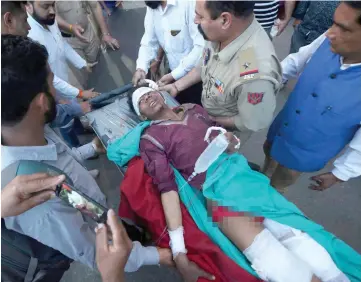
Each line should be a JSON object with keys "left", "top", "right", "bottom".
{"left": 167, "top": 25, "right": 186, "bottom": 53}
{"left": 55, "top": 2, "right": 72, "bottom": 14}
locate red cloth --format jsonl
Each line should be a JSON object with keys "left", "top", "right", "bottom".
{"left": 212, "top": 206, "right": 265, "bottom": 224}
{"left": 118, "top": 157, "right": 261, "bottom": 282}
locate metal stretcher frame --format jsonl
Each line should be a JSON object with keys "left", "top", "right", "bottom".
{"left": 86, "top": 87, "right": 179, "bottom": 176}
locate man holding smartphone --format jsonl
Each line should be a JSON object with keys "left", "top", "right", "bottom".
{"left": 1, "top": 35, "right": 171, "bottom": 275}
{"left": 1, "top": 175, "right": 131, "bottom": 282}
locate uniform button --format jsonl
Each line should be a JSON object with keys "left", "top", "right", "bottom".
{"left": 79, "top": 252, "right": 84, "bottom": 256}
{"left": 329, "top": 73, "right": 337, "bottom": 79}
{"left": 295, "top": 110, "right": 301, "bottom": 114}
{"left": 284, "top": 122, "right": 288, "bottom": 126}
{"left": 312, "top": 93, "right": 318, "bottom": 97}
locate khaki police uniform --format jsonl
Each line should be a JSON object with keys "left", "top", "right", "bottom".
{"left": 201, "top": 18, "right": 282, "bottom": 143}
{"left": 56, "top": 1, "right": 101, "bottom": 88}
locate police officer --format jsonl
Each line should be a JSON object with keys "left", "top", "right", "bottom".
{"left": 56, "top": 1, "right": 119, "bottom": 87}
{"left": 264, "top": 1, "right": 361, "bottom": 193}
{"left": 160, "top": 0, "right": 282, "bottom": 143}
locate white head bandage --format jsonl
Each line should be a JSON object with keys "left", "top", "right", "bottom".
{"left": 132, "top": 87, "right": 154, "bottom": 116}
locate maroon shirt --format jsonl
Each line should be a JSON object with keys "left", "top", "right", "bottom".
{"left": 139, "top": 104, "right": 216, "bottom": 193}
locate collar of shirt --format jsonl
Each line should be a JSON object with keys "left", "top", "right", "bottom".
{"left": 156, "top": 0, "right": 176, "bottom": 15}
{"left": 27, "top": 13, "right": 48, "bottom": 32}
{"left": 1, "top": 128, "right": 67, "bottom": 170}
{"left": 150, "top": 104, "right": 195, "bottom": 125}
{"left": 339, "top": 57, "right": 361, "bottom": 70}
{"left": 211, "top": 17, "right": 259, "bottom": 64}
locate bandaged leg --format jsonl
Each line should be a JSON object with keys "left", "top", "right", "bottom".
{"left": 264, "top": 219, "right": 349, "bottom": 282}
{"left": 243, "top": 229, "right": 313, "bottom": 282}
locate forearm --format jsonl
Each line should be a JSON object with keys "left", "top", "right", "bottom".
{"left": 161, "top": 191, "right": 182, "bottom": 229}
{"left": 156, "top": 47, "right": 165, "bottom": 62}
{"left": 171, "top": 44, "right": 203, "bottom": 80}
{"left": 284, "top": 0, "right": 296, "bottom": 21}
{"left": 174, "top": 66, "right": 202, "bottom": 92}
{"left": 102, "top": 276, "right": 124, "bottom": 282}
{"left": 212, "top": 116, "right": 236, "bottom": 130}
{"left": 332, "top": 128, "right": 361, "bottom": 181}
{"left": 53, "top": 75, "right": 80, "bottom": 99}
{"left": 99, "top": 1, "right": 107, "bottom": 10}
{"left": 64, "top": 41, "right": 87, "bottom": 69}
{"left": 93, "top": 3, "right": 110, "bottom": 35}
{"left": 56, "top": 14, "right": 72, "bottom": 33}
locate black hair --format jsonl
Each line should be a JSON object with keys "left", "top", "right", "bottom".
{"left": 144, "top": 1, "right": 161, "bottom": 9}
{"left": 1, "top": 35, "right": 50, "bottom": 126}
{"left": 344, "top": 1, "right": 361, "bottom": 25}
{"left": 1, "top": 1, "right": 27, "bottom": 16}
{"left": 205, "top": 1, "right": 255, "bottom": 20}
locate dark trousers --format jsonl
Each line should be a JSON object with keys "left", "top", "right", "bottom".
{"left": 290, "top": 26, "right": 308, "bottom": 54}
{"left": 176, "top": 81, "right": 203, "bottom": 106}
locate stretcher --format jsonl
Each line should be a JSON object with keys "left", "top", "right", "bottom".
{"left": 85, "top": 83, "right": 179, "bottom": 174}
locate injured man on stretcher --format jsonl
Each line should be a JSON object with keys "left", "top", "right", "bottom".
{"left": 107, "top": 87, "right": 360, "bottom": 282}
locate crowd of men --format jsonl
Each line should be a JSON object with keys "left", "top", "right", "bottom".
{"left": 1, "top": 1, "right": 361, "bottom": 282}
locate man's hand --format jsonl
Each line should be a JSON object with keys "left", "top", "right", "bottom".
{"left": 81, "top": 88, "right": 100, "bottom": 100}
{"left": 92, "top": 137, "right": 106, "bottom": 154}
{"left": 132, "top": 69, "right": 146, "bottom": 87}
{"left": 158, "top": 83, "right": 179, "bottom": 97}
{"left": 157, "top": 73, "right": 175, "bottom": 87}
{"left": 1, "top": 174, "right": 65, "bottom": 218}
{"left": 175, "top": 253, "right": 215, "bottom": 282}
{"left": 96, "top": 209, "right": 133, "bottom": 282}
{"left": 84, "top": 62, "right": 98, "bottom": 73}
{"left": 224, "top": 132, "right": 240, "bottom": 153}
{"left": 71, "top": 24, "right": 89, "bottom": 43}
{"left": 309, "top": 172, "right": 343, "bottom": 191}
{"left": 80, "top": 101, "right": 92, "bottom": 114}
{"left": 275, "top": 19, "right": 290, "bottom": 36}
{"left": 103, "top": 34, "right": 120, "bottom": 51}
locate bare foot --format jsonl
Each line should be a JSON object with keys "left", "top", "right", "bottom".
{"left": 157, "top": 247, "right": 174, "bottom": 267}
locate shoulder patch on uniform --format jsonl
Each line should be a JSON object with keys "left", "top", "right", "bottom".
{"left": 239, "top": 48, "right": 260, "bottom": 81}
{"left": 247, "top": 92, "right": 264, "bottom": 105}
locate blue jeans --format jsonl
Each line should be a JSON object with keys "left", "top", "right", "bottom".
{"left": 58, "top": 118, "right": 84, "bottom": 148}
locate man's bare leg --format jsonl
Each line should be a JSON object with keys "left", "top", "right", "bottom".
{"left": 270, "top": 164, "right": 302, "bottom": 193}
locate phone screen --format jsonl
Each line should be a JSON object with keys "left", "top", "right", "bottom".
{"left": 56, "top": 183, "right": 108, "bottom": 223}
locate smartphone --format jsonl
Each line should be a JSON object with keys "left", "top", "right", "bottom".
{"left": 55, "top": 183, "right": 108, "bottom": 223}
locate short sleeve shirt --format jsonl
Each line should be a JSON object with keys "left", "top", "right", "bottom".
{"left": 200, "top": 18, "right": 282, "bottom": 132}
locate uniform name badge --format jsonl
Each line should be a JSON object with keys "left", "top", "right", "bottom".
{"left": 203, "top": 48, "right": 210, "bottom": 66}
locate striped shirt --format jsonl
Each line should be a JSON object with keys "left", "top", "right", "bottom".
{"left": 254, "top": 0, "right": 280, "bottom": 29}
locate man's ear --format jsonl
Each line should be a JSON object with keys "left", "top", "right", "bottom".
{"left": 35, "top": 92, "right": 50, "bottom": 112}
{"left": 220, "top": 12, "right": 232, "bottom": 29}
{"left": 26, "top": 3, "right": 34, "bottom": 15}
{"left": 3, "top": 12, "right": 14, "bottom": 30}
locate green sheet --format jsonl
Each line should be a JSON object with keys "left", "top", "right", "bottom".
{"left": 108, "top": 122, "right": 361, "bottom": 281}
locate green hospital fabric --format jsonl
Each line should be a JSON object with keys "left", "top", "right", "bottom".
{"left": 107, "top": 123, "right": 361, "bottom": 281}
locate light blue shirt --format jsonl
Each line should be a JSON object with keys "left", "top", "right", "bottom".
{"left": 1, "top": 126, "right": 159, "bottom": 271}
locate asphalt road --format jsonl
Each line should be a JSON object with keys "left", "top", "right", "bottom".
{"left": 61, "top": 2, "right": 361, "bottom": 282}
